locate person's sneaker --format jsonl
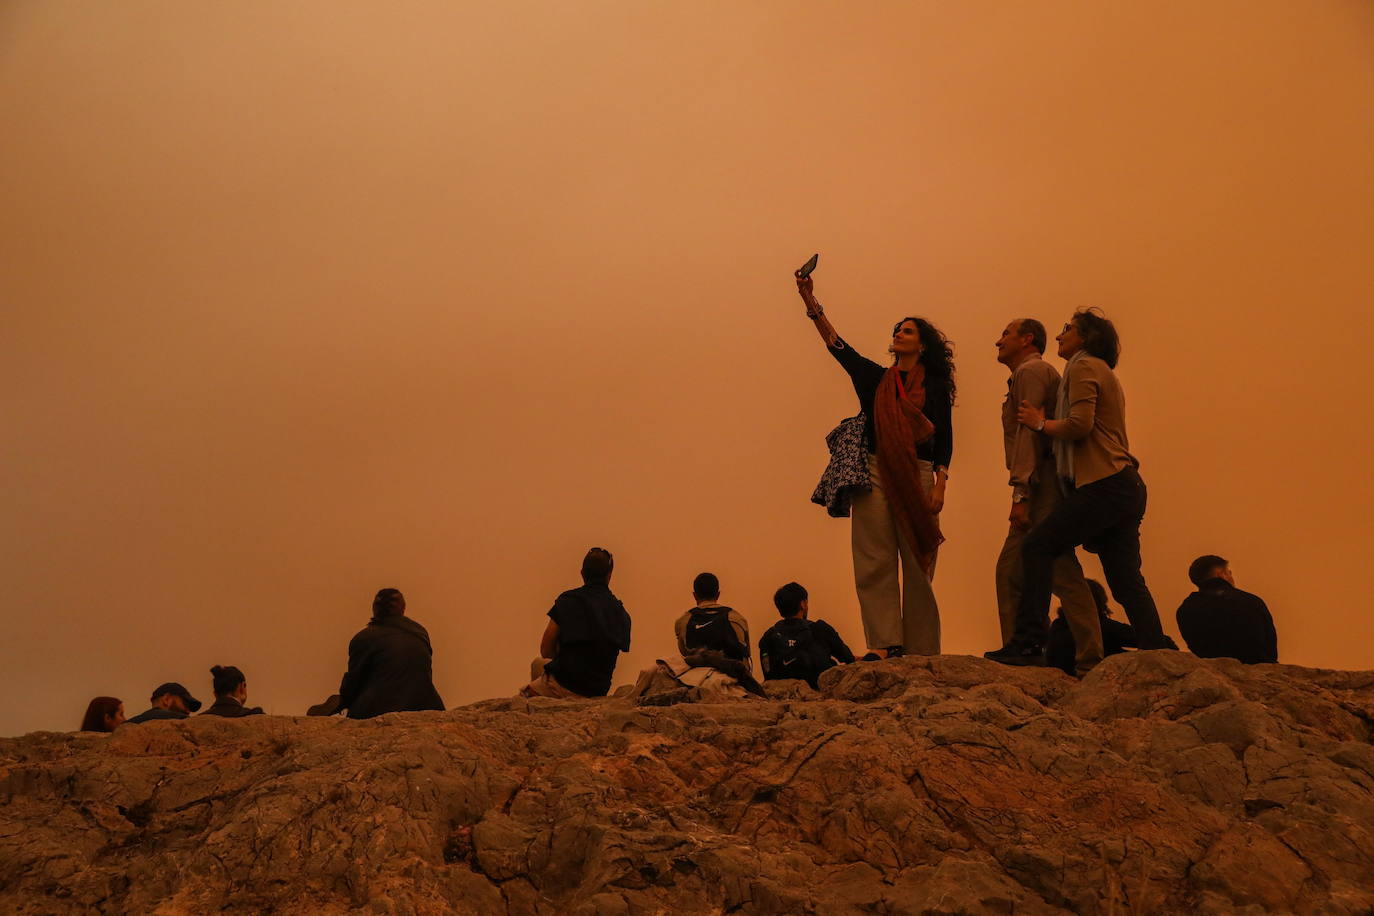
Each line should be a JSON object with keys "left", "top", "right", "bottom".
{"left": 983, "top": 643, "right": 1046, "bottom": 667}
{"left": 860, "top": 645, "right": 906, "bottom": 662}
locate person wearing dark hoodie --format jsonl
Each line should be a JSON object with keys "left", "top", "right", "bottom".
{"left": 315, "top": 588, "right": 446, "bottom": 719}
{"left": 200, "top": 665, "right": 265, "bottom": 718}
{"left": 126, "top": 682, "right": 202, "bottom": 723}
{"left": 1176, "top": 555, "right": 1278, "bottom": 664}
{"left": 522, "top": 547, "right": 631, "bottom": 698}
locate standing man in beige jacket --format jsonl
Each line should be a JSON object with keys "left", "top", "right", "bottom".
{"left": 992, "top": 319, "right": 1104, "bottom": 675}
{"left": 986, "top": 309, "right": 1175, "bottom": 665}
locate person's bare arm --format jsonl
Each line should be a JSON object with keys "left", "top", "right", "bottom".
{"left": 539, "top": 620, "right": 559, "bottom": 659}
{"left": 796, "top": 275, "right": 840, "bottom": 347}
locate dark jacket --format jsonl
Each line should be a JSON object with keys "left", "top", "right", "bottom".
{"left": 759, "top": 617, "right": 855, "bottom": 689}
{"left": 1046, "top": 614, "right": 1137, "bottom": 676}
{"left": 338, "top": 615, "right": 446, "bottom": 719}
{"left": 126, "top": 707, "right": 188, "bottom": 724}
{"left": 200, "top": 696, "right": 265, "bottom": 718}
{"left": 1176, "top": 578, "right": 1278, "bottom": 665}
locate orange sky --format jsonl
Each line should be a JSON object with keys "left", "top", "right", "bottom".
{"left": 3, "top": 1, "right": 1373, "bottom": 736}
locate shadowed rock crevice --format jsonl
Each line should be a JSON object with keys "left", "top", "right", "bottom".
{"left": 3, "top": 653, "right": 1374, "bottom": 914}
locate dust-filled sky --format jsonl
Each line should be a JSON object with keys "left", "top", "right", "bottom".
{"left": 3, "top": 1, "right": 1373, "bottom": 736}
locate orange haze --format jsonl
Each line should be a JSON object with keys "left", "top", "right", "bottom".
{"left": 3, "top": 1, "right": 1373, "bottom": 735}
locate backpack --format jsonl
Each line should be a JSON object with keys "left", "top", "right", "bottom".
{"left": 761, "top": 620, "right": 824, "bottom": 683}
{"left": 684, "top": 607, "right": 747, "bottom": 661}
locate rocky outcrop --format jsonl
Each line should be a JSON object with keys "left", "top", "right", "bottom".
{"left": 4, "top": 652, "right": 1374, "bottom": 914}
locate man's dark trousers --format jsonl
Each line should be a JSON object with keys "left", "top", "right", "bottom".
{"left": 1011, "top": 465, "right": 1170, "bottom": 650}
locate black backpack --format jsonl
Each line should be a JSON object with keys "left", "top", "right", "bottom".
{"left": 684, "top": 607, "right": 747, "bottom": 661}
{"left": 761, "top": 620, "right": 824, "bottom": 683}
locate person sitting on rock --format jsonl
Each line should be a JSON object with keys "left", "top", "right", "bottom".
{"left": 758, "top": 582, "right": 855, "bottom": 690}
{"left": 522, "top": 547, "right": 632, "bottom": 699}
{"left": 315, "top": 588, "right": 446, "bottom": 719}
{"left": 1045, "top": 579, "right": 1137, "bottom": 675}
{"left": 675, "top": 572, "right": 752, "bottom": 668}
{"left": 126, "top": 682, "right": 202, "bottom": 724}
{"left": 1176, "top": 555, "right": 1278, "bottom": 665}
{"left": 200, "top": 665, "right": 265, "bottom": 718}
{"left": 79, "top": 696, "right": 125, "bottom": 732}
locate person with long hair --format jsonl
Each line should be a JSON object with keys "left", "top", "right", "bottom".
{"left": 79, "top": 696, "right": 125, "bottom": 732}
{"left": 987, "top": 308, "right": 1174, "bottom": 665}
{"left": 796, "top": 272, "right": 954, "bottom": 657}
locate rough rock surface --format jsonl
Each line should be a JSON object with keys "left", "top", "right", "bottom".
{"left": 4, "top": 652, "right": 1374, "bottom": 914}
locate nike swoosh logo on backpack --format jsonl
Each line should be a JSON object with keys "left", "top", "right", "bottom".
{"left": 691, "top": 622, "right": 712, "bottom": 629}
{"left": 782, "top": 658, "right": 796, "bottom": 666}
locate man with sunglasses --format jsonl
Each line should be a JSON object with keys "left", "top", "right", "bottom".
{"left": 986, "top": 310, "right": 1175, "bottom": 665}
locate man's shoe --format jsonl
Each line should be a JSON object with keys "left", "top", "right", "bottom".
{"left": 983, "top": 643, "right": 1047, "bottom": 667}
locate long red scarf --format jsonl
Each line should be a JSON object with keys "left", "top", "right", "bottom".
{"left": 873, "top": 365, "right": 943, "bottom": 573}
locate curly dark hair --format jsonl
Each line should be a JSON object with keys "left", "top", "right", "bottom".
{"left": 891, "top": 317, "right": 957, "bottom": 403}
{"left": 1072, "top": 308, "right": 1120, "bottom": 369}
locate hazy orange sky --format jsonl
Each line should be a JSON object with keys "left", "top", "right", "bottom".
{"left": 3, "top": 1, "right": 1372, "bottom": 736}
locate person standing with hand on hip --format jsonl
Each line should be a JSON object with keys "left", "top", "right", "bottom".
{"left": 796, "top": 266, "right": 954, "bottom": 658}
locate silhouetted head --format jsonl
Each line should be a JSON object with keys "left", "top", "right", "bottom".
{"left": 150, "top": 682, "right": 201, "bottom": 713}
{"left": 1188, "top": 555, "right": 1232, "bottom": 587}
{"left": 890, "top": 317, "right": 957, "bottom": 401}
{"left": 210, "top": 665, "right": 247, "bottom": 700}
{"left": 581, "top": 547, "right": 614, "bottom": 585}
{"left": 995, "top": 319, "right": 1045, "bottom": 367}
{"left": 773, "top": 581, "right": 809, "bottom": 619}
{"left": 1059, "top": 308, "right": 1120, "bottom": 367}
{"left": 373, "top": 588, "right": 406, "bottom": 619}
{"left": 80, "top": 696, "right": 124, "bottom": 733}
{"left": 1085, "top": 579, "right": 1114, "bottom": 619}
{"left": 692, "top": 572, "right": 720, "bottom": 602}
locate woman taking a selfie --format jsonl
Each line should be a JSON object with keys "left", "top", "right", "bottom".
{"left": 796, "top": 268, "right": 954, "bottom": 659}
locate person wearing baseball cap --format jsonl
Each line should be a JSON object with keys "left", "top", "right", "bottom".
{"left": 126, "top": 682, "right": 202, "bottom": 724}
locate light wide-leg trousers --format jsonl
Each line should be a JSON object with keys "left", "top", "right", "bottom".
{"left": 850, "top": 455, "right": 941, "bottom": 655}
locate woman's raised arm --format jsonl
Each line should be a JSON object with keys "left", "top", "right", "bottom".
{"left": 796, "top": 274, "right": 840, "bottom": 347}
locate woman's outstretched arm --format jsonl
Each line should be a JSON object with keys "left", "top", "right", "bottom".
{"left": 796, "top": 274, "right": 840, "bottom": 347}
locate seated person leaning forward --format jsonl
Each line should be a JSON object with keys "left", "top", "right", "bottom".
{"left": 1176, "top": 554, "right": 1278, "bottom": 665}
{"left": 651, "top": 572, "right": 763, "bottom": 697}
{"left": 1045, "top": 579, "right": 1137, "bottom": 676}
{"left": 759, "top": 581, "right": 855, "bottom": 690}
{"left": 311, "top": 588, "right": 446, "bottom": 719}
{"left": 523, "top": 548, "right": 632, "bottom": 699}
{"left": 126, "top": 682, "right": 202, "bottom": 724}
{"left": 200, "top": 665, "right": 265, "bottom": 718}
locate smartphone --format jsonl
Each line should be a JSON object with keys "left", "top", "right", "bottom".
{"left": 795, "top": 253, "right": 819, "bottom": 279}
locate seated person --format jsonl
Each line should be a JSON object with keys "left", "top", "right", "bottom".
{"left": 523, "top": 547, "right": 631, "bottom": 699}
{"left": 79, "top": 696, "right": 125, "bottom": 732}
{"left": 675, "top": 572, "right": 751, "bottom": 667}
{"left": 1176, "top": 555, "right": 1278, "bottom": 664}
{"left": 325, "top": 588, "right": 446, "bottom": 719}
{"left": 1045, "top": 579, "right": 1137, "bottom": 675}
{"left": 127, "top": 683, "right": 202, "bottom": 723}
{"left": 201, "top": 665, "right": 266, "bottom": 717}
{"left": 758, "top": 582, "right": 855, "bottom": 689}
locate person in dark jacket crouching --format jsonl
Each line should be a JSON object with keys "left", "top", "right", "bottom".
{"left": 200, "top": 665, "right": 265, "bottom": 717}
{"left": 316, "top": 588, "right": 446, "bottom": 719}
{"left": 1176, "top": 555, "right": 1278, "bottom": 665}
